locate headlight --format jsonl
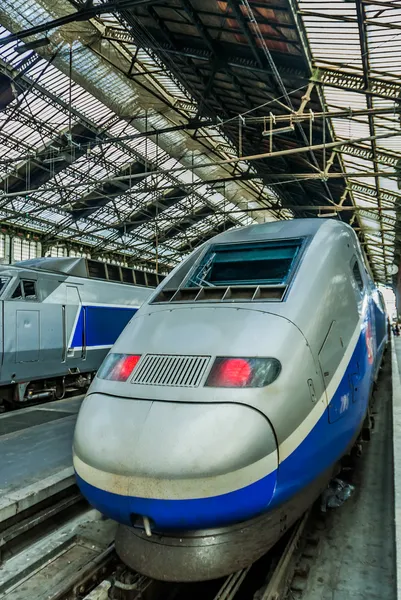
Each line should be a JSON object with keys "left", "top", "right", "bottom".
{"left": 205, "top": 357, "right": 281, "bottom": 388}
{"left": 97, "top": 353, "right": 141, "bottom": 382}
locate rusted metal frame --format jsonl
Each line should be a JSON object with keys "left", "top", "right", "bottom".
{"left": 226, "top": 0, "right": 264, "bottom": 68}
{"left": 287, "top": 0, "right": 360, "bottom": 227}
{"left": 179, "top": 0, "right": 260, "bottom": 112}
{"left": 178, "top": 0, "right": 267, "bottom": 114}
{"left": 355, "top": 0, "right": 387, "bottom": 279}
{"left": 175, "top": 5, "right": 296, "bottom": 26}
{"left": 154, "top": 2, "right": 309, "bottom": 212}
{"left": 237, "top": 3, "right": 336, "bottom": 206}
{"left": 141, "top": 6, "right": 231, "bottom": 120}
{"left": 199, "top": 0, "right": 321, "bottom": 207}
{"left": 136, "top": 14, "right": 301, "bottom": 45}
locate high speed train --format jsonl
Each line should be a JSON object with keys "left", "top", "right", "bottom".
{"left": 73, "top": 218, "right": 388, "bottom": 581}
{"left": 0, "top": 256, "right": 158, "bottom": 409}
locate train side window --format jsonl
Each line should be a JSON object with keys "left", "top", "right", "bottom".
{"left": 11, "top": 283, "right": 23, "bottom": 299}
{"left": 352, "top": 260, "right": 364, "bottom": 292}
{"left": 22, "top": 280, "right": 37, "bottom": 300}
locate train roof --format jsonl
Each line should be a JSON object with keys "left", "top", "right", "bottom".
{"left": 10, "top": 257, "right": 164, "bottom": 288}
{"left": 16, "top": 257, "right": 88, "bottom": 277}
{"left": 209, "top": 218, "right": 348, "bottom": 246}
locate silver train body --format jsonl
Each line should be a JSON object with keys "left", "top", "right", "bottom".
{"left": 0, "top": 257, "right": 152, "bottom": 408}
{"left": 73, "top": 219, "right": 388, "bottom": 581}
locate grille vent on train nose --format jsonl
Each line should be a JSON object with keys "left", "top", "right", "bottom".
{"left": 131, "top": 354, "right": 211, "bottom": 387}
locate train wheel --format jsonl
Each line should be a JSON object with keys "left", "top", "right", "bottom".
{"left": 55, "top": 379, "right": 66, "bottom": 400}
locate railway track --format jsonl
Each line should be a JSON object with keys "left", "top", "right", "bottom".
{"left": 0, "top": 437, "right": 367, "bottom": 600}
{"left": 79, "top": 510, "right": 315, "bottom": 600}
{"left": 1, "top": 441, "right": 369, "bottom": 600}
{"left": 0, "top": 485, "right": 315, "bottom": 600}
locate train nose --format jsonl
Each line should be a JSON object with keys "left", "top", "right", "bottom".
{"left": 73, "top": 392, "right": 278, "bottom": 529}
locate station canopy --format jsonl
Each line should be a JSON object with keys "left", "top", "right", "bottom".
{"left": 0, "top": 0, "right": 398, "bottom": 281}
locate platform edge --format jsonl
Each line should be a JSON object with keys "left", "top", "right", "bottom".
{"left": 0, "top": 467, "right": 75, "bottom": 524}
{"left": 391, "top": 337, "right": 401, "bottom": 599}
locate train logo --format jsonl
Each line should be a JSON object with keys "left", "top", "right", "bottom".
{"left": 340, "top": 393, "right": 350, "bottom": 414}
{"left": 366, "top": 320, "right": 374, "bottom": 365}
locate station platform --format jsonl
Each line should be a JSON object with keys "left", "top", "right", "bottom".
{"left": 393, "top": 338, "right": 401, "bottom": 599}
{"left": 0, "top": 396, "right": 84, "bottom": 524}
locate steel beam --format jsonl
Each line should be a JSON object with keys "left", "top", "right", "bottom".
{"left": 312, "top": 67, "right": 401, "bottom": 100}
{"left": 0, "top": 0, "right": 163, "bottom": 46}
{"left": 0, "top": 55, "right": 247, "bottom": 248}
{"left": 355, "top": 0, "right": 387, "bottom": 279}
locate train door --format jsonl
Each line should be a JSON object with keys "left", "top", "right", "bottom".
{"left": 2, "top": 276, "right": 41, "bottom": 383}
{"left": 319, "top": 320, "right": 352, "bottom": 423}
{"left": 64, "top": 285, "right": 84, "bottom": 366}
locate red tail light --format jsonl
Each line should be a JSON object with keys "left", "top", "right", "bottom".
{"left": 214, "top": 358, "right": 252, "bottom": 386}
{"left": 206, "top": 357, "right": 281, "bottom": 388}
{"left": 97, "top": 353, "right": 141, "bottom": 381}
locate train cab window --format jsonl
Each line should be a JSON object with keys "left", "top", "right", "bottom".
{"left": 11, "top": 283, "right": 23, "bottom": 299}
{"left": 0, "top": 276, "right": 10, "bottom": 296}
{"left": 23, "top": 280, "right": 37, "bottom": 300}
{"left": 352, "top": 260, "right": 364, "bottom": 293}
{"left": 11, "top": 280, "right": 37, "bottom": 300}
{"left": 186, "top": 239, "right": 303, "bottom": 288}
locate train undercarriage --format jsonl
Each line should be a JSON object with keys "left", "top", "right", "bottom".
{"left": 0, "top": 370, "right": 93, "bottom": 411}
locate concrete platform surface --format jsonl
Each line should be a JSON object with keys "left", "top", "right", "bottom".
{"left": 393, "top": 338, "right": 401, "bottom": 600}
{"left": 303, "top": 346, "right": 395, "bottom": 599}
{"left": 0, "top": 396, "right": 84, "bottom": 523}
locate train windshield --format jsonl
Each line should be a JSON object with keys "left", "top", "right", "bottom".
{"left": 0, "top": 276, "right": 10, "bottom": 296}
{"left": 186, "top": 239, "right": 302, "bottom": 287}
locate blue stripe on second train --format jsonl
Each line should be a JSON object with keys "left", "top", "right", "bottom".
{"left": 71, "top": 306, "right": 137, "bottom": 348}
